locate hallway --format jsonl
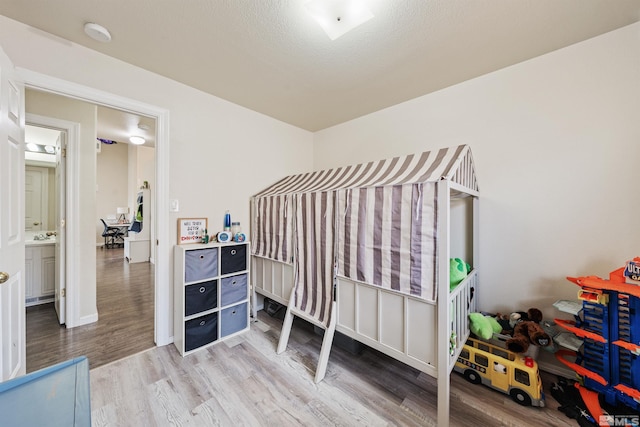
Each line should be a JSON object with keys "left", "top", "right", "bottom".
{"left": 26, "top": 247, "right": 155, "bottom": 372}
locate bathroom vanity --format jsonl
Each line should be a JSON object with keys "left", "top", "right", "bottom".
{"left": 25, "top": 233, "right": 56, "bottom": 306}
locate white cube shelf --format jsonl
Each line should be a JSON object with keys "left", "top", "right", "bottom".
{"left": 174, "top": 241, "right": 250, "bottom": 356}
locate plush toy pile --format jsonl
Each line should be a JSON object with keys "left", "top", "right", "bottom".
{"left": 498, "top": 308, "right": 552, "bottom": 353}
{"left": 468, "top": 307, "right": 552, "bottom": 354}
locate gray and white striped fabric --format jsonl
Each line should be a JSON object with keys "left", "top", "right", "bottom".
{"left": 292, "top": 191, "right": 335, "bottom": 326}
{"left": 335, "top": 183, "right": 438, "bottom": 302}
{"left": 251, "top": 145, "right": 478, "bottom": 326}
{"left": 252, "top": 194, "right": 293, "bottom": 263}
{"left": 254, "top": 145, "right": 474, "bottom": 199}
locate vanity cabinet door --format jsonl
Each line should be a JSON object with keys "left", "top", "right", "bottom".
{"left": 25, "top": 247, "right": 34, "bottom": 298}
{"left": 41, "top": 246, "right": 55, "bottom": 295}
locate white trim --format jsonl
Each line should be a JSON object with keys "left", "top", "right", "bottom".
{"left": 436, "top": 179, "right": 451, "bottom": 427}
{"left": 75, "top": 313, "right": 99, "bottom": 327}
{"left": 18, "top": 67, "right": 172, "bottom": 346}
{"left": 25, "top": 114, "right": 81, "bottom": 327}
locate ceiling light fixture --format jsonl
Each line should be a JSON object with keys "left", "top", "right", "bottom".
{"left": 26, "top": 142, "right": 40, "bottom": 152}
{"left": 44, "top": 145, "right": 55, "bottom": 154}
{"left": 84, "top": 22, "right": 112, "bottom": 43}
{"left": 304, "top": 0, "right": 374, "bottom": 40}
{"left": 129, "top": 136, "right": 145, "bottom": 145}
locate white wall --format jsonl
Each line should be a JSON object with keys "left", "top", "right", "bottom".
{"left": 0, "top": 15, "right": 313, "bottom": 236}
{"left": 96, "top": 141, "right": 129, "bottom": 244}
{"left": 5, "top": 13, "right": 638, "bottom": 332}
{"left": 0, "top": 15, "right": 314, "bottom": 334}
{"left": 313, "top": 23, "right": 640, "bottom": 319}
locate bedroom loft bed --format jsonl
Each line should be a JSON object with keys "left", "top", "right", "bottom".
{"left": 250, "top": 144, "right": 479, "bottom": 426}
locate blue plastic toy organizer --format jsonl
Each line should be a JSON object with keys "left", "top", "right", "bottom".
{"left": 557, "top": 267, "right": 640, "bottom": 412}
{"left": 582, "top": 289, "right": 640, "bottom": 411}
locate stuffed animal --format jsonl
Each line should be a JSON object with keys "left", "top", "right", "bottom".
{"left": 469, "top": 312, "right": 502, "bottom": 340}
{"left": 506, "top": 318, "right": 552, "bottom": 354}
{"left": 450, "top": 258, "right": 471, "bottom": 290}
{"left": 495, "top": 308, "right": 544, "bottom": 335}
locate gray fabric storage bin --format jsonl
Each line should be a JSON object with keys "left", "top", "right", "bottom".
{"left": 185, "top": 312, "right": 218, "bottom": 352}
{"left": 185, "top": 248, "right": 218, "bottom": 282}
{"left": 220, "top": 302, "right": 248, "bottom": 338}
{"left": 185, "top": 280, "right": 218, "bottom": 316}
{"left": 220, "top": 244, "right": 246, "bottom": 275}
{"left": 220, "top": 274, "right": 247, "bottom": 307}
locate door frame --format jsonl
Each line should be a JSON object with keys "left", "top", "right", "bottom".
{"left": 25, "top": 115, "right": 75, "bottom": 325}
{"left": 19, "top": 68, "right": 172, "bottom": 346}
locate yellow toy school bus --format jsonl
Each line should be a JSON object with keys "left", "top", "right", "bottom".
{"left": 454, "top": 337, "right": 545, "bottom": 407}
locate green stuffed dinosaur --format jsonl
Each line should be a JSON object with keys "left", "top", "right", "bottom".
{"left": 450, "top": 257, "right": 471, "bottom": 290}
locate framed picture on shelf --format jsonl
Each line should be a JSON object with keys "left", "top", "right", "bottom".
{"left": 177, "top": 218, "right": 207, "bottom": 244}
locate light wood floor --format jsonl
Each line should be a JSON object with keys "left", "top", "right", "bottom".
{"left": 26, "top": 250, "right": 576, "bottom": 426}
{"left": 26, "top": 247, "right": 155, "bottom": 372}
{"left": 90, "top": 310, "right": 575, "bottom": 427}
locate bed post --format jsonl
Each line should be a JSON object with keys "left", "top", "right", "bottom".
{"left": 250, "top": 197, "right": 258, "bottom": 319}
{"left": 437, "top": 179, "right": 451, "bottom": 426}
{"left": 277, "top": 288, "right": 337, "bottom": 383}
{"left": 276, "top": 288, "right": 296, "bottom": 356}
{"left": 472, "top": 196, "right": 480, "bottom": 313}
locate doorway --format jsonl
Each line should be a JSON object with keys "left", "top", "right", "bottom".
{"left": 24, "top": 124, "right": 62, "bottom": 315}
{"left": 22, "top": 69, "right": 172, "bottom": 347}
{"left": 20, "top": 86, "right": 171, "bottom": 374}
{"left": 25, "top": 103, "right": 155, "bottom": 372}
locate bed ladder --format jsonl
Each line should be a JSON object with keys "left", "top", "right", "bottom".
{"left": 276, "top": 289, "right": 337, "bottom": 383}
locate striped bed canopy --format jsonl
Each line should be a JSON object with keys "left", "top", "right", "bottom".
{"left": 251, "top": 145, "right": 478, "bottom": 326}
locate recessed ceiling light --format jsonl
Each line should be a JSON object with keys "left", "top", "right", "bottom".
{"left": 129, "top": 136, "right": 145, "bottom": 145}
{"left": 26, "top": 142, "right": 39, "bottom": 152}
{"left": 44, "top": 145, "right": 55, "bottom": 154}
{"left": 84, "top": 22, "right": 112, "bottom": 43}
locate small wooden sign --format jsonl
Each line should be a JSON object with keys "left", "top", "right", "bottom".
{"left": 178, "top": 218, "right": 207, "bottom": 244}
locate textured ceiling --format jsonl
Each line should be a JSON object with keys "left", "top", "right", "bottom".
{"left": 3, "top": 1, "right": 640, "bottom": 131}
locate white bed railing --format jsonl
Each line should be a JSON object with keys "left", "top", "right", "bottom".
{"left": 448, "top": 269, "right": 478, "bottom": 371}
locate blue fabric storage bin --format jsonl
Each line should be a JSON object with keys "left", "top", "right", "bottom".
{"left": 185, "top": 248, "right": 218, "bottom": 282}
{"left": 220, "top": 274, "right": 247, "bottom": 307}
{"left": 185, "top": 280, "right": 218, "bottom": 316}
{"left": 220, "top": 244, "right": 246, "bottom": 275}
{"left": 185, "top": 312, "right": 218, "bottom": 352}
{"left": 220, "top": 302, "right": 248, "bottom": 338}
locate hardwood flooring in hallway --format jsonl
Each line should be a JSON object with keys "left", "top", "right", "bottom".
{"left": 26, "top": 247, "right": 155, "bottom": 372}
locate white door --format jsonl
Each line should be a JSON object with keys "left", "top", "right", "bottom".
{"left": 54, "top": 132, "right": 66, "bottom": 324}
{"left": 0, "top": 46, "right": 26, "bottom": 381}
{"left": 25, "top": 166, "right": 46, "bottom": 232}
